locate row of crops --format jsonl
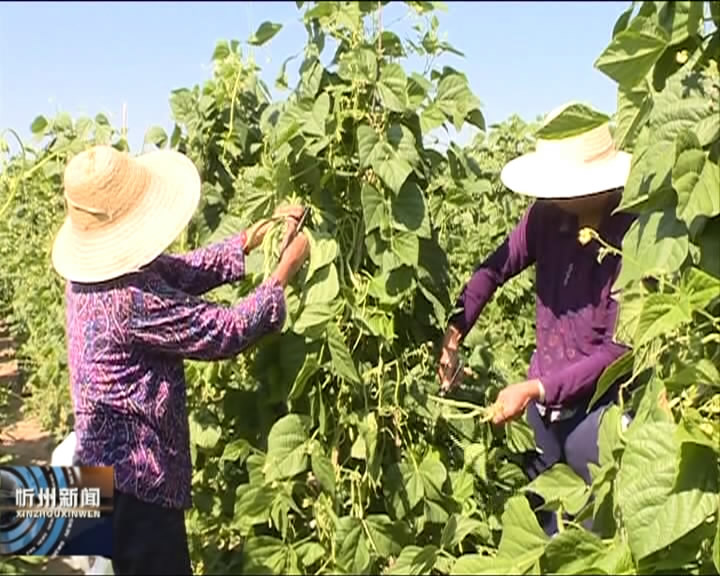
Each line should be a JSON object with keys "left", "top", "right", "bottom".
{"left": 1, "top": 2, "right": 718, "bottom": 574}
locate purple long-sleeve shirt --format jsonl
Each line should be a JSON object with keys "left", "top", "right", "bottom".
{"left": 450, "top": 197, "right": 634, "bottom": 408}
{"left": 65, "top": 232, "right": 286, "bottom": 510}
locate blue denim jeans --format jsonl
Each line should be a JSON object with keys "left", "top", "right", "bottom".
{"left": 523, "top": 387, "right": 618, "bottom": 536}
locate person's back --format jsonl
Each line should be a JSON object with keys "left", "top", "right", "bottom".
{"left": 66, "top": 270, "right": 192, "bottom": 509}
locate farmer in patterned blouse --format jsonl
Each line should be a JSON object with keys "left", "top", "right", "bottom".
{"left": 438, "top": 102, "right": 634, "bottom": 536}
{"left": 51, "top": 145, "right": 309, "bottom": 575}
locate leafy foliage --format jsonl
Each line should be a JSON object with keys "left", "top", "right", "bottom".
{"left": 1, "top": 2, "right": 718, "bottom": 575}
{"left": 0, "top": 116, "right": 128, "bottom": 433}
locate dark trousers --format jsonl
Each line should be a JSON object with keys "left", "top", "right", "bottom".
{"left": 523, "top": 390, "right": 616, "bottom": 536}
{"left": 112, "top": 490, "right": 193, "bottom": 575}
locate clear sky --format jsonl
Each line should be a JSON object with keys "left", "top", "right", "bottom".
{"left": 0, "top": 1, "right": 628, "bottom": 152}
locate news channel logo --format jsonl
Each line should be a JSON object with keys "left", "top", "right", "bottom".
{"left": 0, "top": 466, "right": 102, "bottom": 556}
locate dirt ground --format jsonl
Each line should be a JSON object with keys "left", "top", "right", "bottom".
{"left": 1, "top": 325, "right": 83, "bottom": 575}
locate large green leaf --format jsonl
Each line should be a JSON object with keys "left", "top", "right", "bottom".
{"left": 676, "top": 157, "right": 720, "bottom": 231}
{"left": 362, "top": 183, "right": 388, "bottom": 234}
{"left": 540, "top": 529, "right": 606, "bottom": 574}
{"left": 221, "top": 439, "right": 251, "bottom": 463}
{"left": 676, "top": 410, "right": 719, "bottom": 453}
{"left": 326, "top": 322, "right": 361, "bottom": 385}
{"left": 504, "top": 419, "right": 536, "bottom": 454}
{"left": 372, "top": 144, "right": 413, "bottom": 194}
{"left": 435, "top": 74, "right": 470, "bottom": 111}
{"left": 377, "top": 63, "right": 408, "bottom": 112}
{"left": 311, "top": 440, "right": 335, "bottom": 496}
{"left": 189, "top": 415, "right": 221, "bottom": 450}
{"left": 303, "top": 92, "right": 330, "bottom": 137}
{"left": 464, "top": 443, "right": 488, "bottom": 482}
{"left": 597, "top": 404, "right": 624, "bottom": 467}
{"left": 358, "top": 125, "right": 380, "bottom": 168}
{"left": 649, "top": 96, "right": 716, "bottom": 145}
{"left": 633, "top": 293, "right": 693, "bottom": 347}
{"left": 451, "top": 554, "right": 537, "bottom": 575}
{"left": 434, "top": 73, "right": 479, "bottom": 131}
{"left": 595, "top": 17, "right": 670, "bottom": 87}
{"left": 338, "top": 48, "right": 377, "bottom": 83}
{"left": 391, "top": 181, "right": 431, "bottom": 238}
{"left": 307, "top": 233, "right": 339, "bottom": 278}
{"left": 441, "top": 515, "right": 485, "bottom": 550}
{"left": 680, "top": 267, "right": 720, "bottom": 311}
{"left": 631, "top": 376, "right": 674, "bottom": 427}
{"left": 612, "top": 4, "right": 634, "bottom": 36}
{"left": 618, "top": 138, "right": 675, "bottom": 212}
{"left": 264, "top": 414, "right": 310, "bottom": 481}
{"left": 615, "top": 209, "right": 689, "bottom": 289}
{"left": 524, "top": 463, "right": 591, "bottom": 515}
{"left": 420, "top": 104, "right": 446, "bottom": 134}
{"left": 288, "top": 354, "right": 321, "bottom": 401}
{"left": 335, "top": 516, "right": 371, "bottom": 574}
{"left": 366, "top": 514, "right": 408, "bottom": 558}
{"left": 30, "top": 115, "right": 48, "bottom": 135}
{"left": 657, "top": 0, "right": 704, "bottom": 45}
{"left": 497, "top": 496, "right": 549, "bottom": 561}
{"left": 616, "top": 421, "right": 718, "bottom": 560}
{"left": 614, "top": 82, "right": 652, "bottom": 150}
{"left": 590, "top": 540, "right": 635, "bottom": 574}
{"left": 293, "top": 302, "right": 341, "bottom": 334}
{"left": 590, "top": 351, "right": 633, "bottom": 410}
{"left": 390, "top": 231, "right": 420, "bottom": 267}
{"left": 535, "top": 103, "right": 610, "bottom": 140}
{"left": 295, "top": 542, "right": 326, "bottom": 570}
{"left": 304, "top": 264, "right": 340, "bottom": 304}
{"left": 243, "top": 536, "right": 301, "bottom": 574}
{"left": 249, "top": 21, "right": 283, "bottom": 46}
{"left": 418, "top": 452, "right": 448, "bottom": 501}
{"left": 386, "top": 545, "right": 437, "bottom": 575}
{"left": 144, "top": 125, "right": 168, "bottom": 148}
{"left": 387, "top": 123, "right": 420, "bottom": 167}
{"left": 234, "top": 484, "right": 275, "bottom": 530}
{"left": 385, "top": 454, "right": 447, "bottom": 519}
{"left": 667, "top": 358, "right": 720, "bottom": 391}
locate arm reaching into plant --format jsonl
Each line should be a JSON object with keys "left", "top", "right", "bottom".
{"left": 439, "top": 204, "right": 538, "bottom": 393}
{"left": 129, "top": 233, "right": 309, "bottom": 361}
{"left": 151, "top": 205, "right": 306, "bottom": 296}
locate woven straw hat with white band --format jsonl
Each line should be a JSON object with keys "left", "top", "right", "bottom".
{"left": 52, "top": 146, "right": 201, "bottom": 283}
{"left": 500, "top": 102, "right": 632, "bottom": 199}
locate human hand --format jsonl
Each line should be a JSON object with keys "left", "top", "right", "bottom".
{"left": 272, "top": 232, "right": 310, "bottom": 287}
{"left": 243, "top": 205, "right": 306, "bottom": 254}
{"left": 491, "top": 379, "right": 543, "bottom": 425}
{"left": 438, "top": 325, "right": 462, "bottom": 395}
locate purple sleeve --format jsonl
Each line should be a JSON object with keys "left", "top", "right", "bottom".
{"left": 449, "top": 205, "right": 537, "bottom": 337}
{"left": 150, "top": 232, "right": 247, "bottom": 296}
{"left": 128, "top": 277, "right": 286, "bottom": 361}
{"left": 541, "top": 297, "right": 629, "bottom": 405}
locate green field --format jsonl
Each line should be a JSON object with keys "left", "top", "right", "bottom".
{"left": 1, "top": 2, "right": 719, "bottom": 574}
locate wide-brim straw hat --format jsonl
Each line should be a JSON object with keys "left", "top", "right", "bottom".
{"left": 52, "top": 145, "right": 201, "bottom": 283}
{"left": 500, "top": 102, "right": 632, "bottom": 199}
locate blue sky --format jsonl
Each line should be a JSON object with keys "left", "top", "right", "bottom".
{"left": 0, "top": 1, "right": 628, "bottom": 151}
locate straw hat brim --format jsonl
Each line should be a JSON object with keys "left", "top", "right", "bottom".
{"left": 52, "top": 150, "right": 201, "bottom": 283}
{"left": 500, "top": 149, "right": 632, "bottom": 199}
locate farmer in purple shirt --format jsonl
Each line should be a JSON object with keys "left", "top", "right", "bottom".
{"left": 51, "top": 145, "right": 309, "bottom": 575}
{"left": 438, "top": 104, "right": 634, "bottom": 536}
